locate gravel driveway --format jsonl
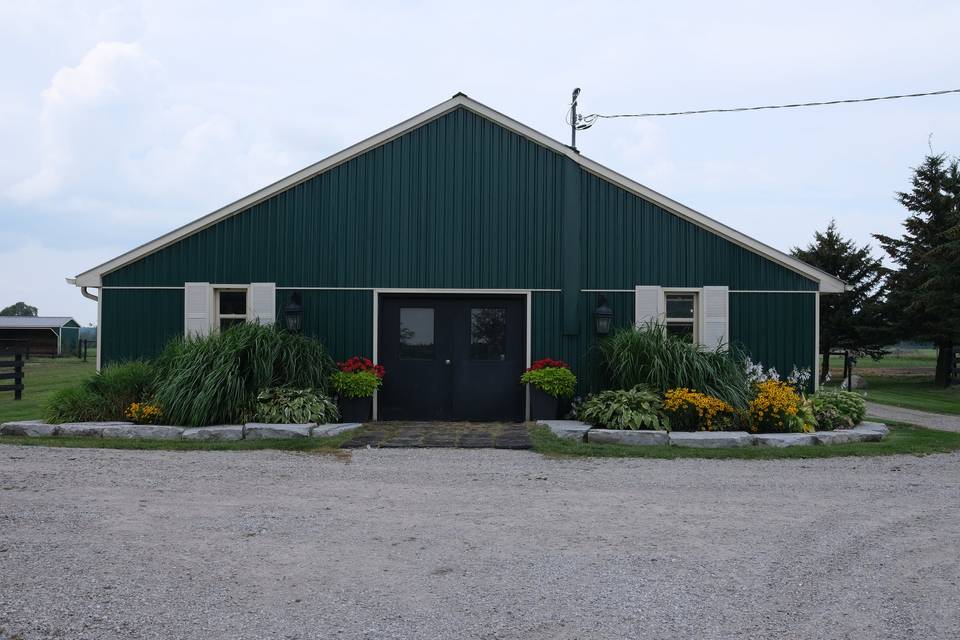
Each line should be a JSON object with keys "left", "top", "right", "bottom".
{"left": 1, "top": 445, "right": 958, "bottom": 640}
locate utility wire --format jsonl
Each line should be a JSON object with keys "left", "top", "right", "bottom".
{"left": 573, "top": 87, "right": 960, "bottom": 129}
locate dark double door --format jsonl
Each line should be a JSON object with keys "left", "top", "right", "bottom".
{"left": 377, "top": 295, "right": 526, "bottom": 421}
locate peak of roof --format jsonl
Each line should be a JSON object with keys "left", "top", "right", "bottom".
{"left": 70, "top": 93, "right": 845, "bottom": 293}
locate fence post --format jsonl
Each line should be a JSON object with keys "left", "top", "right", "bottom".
{"left": 14, "top": 352, "right": 23, "bottom": 401}
{"left": 83, "top": 340, "right": 88, "bottom": 362}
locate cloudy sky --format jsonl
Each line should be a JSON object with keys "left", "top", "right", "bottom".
{"left": 2, "top": 1, "right": 958, "bottom": 324}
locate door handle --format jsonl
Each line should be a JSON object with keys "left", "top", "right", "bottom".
{"left": 444, "top": 359, "right": 451, "bottom": 365}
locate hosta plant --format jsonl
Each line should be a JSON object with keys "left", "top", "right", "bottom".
{"left": 811, "top": 390, "right": 866, "bottom": 430}
{"left": 577, "top": 385, "right": 670, "bottom": 431}
{"left": 250, "top": 388, "right": 339, "bottom": 424}
{"left": 520, "top": 358, "right": 577, "bottom": 398}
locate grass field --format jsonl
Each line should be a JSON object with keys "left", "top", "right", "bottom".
{"left": 0, "top": 354, "right": 95, "bottom": 423}
{"left": 827, "top": 347, "right": 960, "bottom": 415}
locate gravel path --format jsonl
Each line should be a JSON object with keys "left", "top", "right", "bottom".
{"left": 1, "top": 445, "right": 959, "bottom": 640}
{"left": 866, "top": 402, "right": 960, "bottom": 432}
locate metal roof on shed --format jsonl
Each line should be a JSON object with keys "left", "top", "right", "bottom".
{"left": 0, "top": 316, "right": 76, "bottom": 329}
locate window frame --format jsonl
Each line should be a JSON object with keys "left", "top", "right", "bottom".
{"left": 663, "top": 289, "right": 699, "bottom": 344}
{"left": 213, "top": 286, "right": 249, "bottom": 332}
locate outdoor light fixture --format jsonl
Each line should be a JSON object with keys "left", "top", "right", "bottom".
{"left": 283, "top": 292, "right": 304, "bottom": 333}
{"left": 594, "top": 295, "right": 613, "bottom": 335}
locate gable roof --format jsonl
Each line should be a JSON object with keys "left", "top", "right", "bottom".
{"left": 69, "top": 93, "right": 846, "bottom": 292}
{"left": 0, "top": 316, "right": 76, "bottom": 329}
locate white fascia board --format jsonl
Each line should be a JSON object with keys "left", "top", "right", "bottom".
{"left": 70, "top": 93, "right": 847, "bottom": 293}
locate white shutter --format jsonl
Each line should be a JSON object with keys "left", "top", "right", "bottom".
{"left": 184, "top": 283, "right": 211, "bottom": 337}
{"left": 248, "top": 283, "right": 277, "bottom": 325}
{"left": 700, "top": 286, "right": 729, "bottom": 350}
{"left": 634, "top": 286, "right": 664, "bottom": 328}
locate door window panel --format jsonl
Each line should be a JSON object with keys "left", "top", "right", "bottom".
{"left": 470, "top": 308, "right": 506, "bottom": 360}
{"left": 399, "top": 308, "right": 435, "bottom": 359}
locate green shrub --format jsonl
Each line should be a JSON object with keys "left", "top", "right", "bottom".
{"left": 811, "top": 390, "right": 866, "bottom": 430}
{"left": 577, "top": 385, "right": 670, "bottom": 430}
{"left": 520, "top": 367, "right": 577, "bottom": 398}
{"left": 152, "top": 323, "right": 336, "bottom": 427}
{"left": 598, "top": 325, "right": 751, "bottom": 408}
{"left": 250, "top": 388, "right": 339, "bottom": 424}
{"left": 45, "top": 360, "right": 156, "bottom": 423}
{"left": 331, "top": 370, "right": 381, "bottom": 399}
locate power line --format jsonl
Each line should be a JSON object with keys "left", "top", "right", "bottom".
{"left": 573, "top": 87, "right": 960, "bottom": 129}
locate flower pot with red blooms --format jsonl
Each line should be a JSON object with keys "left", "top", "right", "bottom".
{"left": 331, "top": 356, "right": 385, "bottom": 423}
{"left": 520, "top": 358, "right": 577, "bottom": 421}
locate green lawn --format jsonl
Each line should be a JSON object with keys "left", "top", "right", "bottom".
{"left": 529, "top": 423, "right": 960, "bottom": 459}
{"left": 859, "top": 376, "right": 960, "bottom": 415}
{"left": 0, "top": 354, "right": 96, "bottom": 423}
{"left": 3, "top": 422, "right": 958, "bottom": 460}
{"left": 838, "top": 348, "right": 938, "bottom": 371}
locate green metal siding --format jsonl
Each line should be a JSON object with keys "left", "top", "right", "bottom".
{"left": 729, "top": 292, "right": 817, "bottom": 391}
{"left": 103, "top": 107, "right": 814, "bottom": 292}
{"left": 99, "top": 106, "right": 818, "bottom": 382}
{"left": 101, "top": 289, "right": 183, "bottom": 362}
{"left": 276, "top": 290, "right": 372, "bottom": 362}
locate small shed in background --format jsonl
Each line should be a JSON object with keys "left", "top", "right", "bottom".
{"left": 0, "top": 317, "right": 81, "bottom": 357}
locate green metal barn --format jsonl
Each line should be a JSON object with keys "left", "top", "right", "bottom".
{"left": 69, "top": 94, "right": 845, "bottom": 421}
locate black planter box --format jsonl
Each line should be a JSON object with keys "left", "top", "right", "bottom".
{"left": 529, "top": 386, "right": 561, "bottom": 421}
{"left": 338, "top": 396, "right": 372, "bottom": 423}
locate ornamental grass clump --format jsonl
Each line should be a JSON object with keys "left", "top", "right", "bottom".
{"left": 577, "top": 385, "right": 670, "bottom": 430}
{"left": 520, "top": 358, "right": 577, "bottom": 398}
{"left": 330, "top": 356, "right": 385, "bottom": 399}
{"left": 152, "top": 323, "right": 336, "bottom": 427}
{"left": 598, "top": 325, "right": 751, "bottom": 408}
{"left": 45, "top": 360, "right": 156, "bottom": 423}
{"left": 663, "top": 388, "right": 740, "bottom": 432}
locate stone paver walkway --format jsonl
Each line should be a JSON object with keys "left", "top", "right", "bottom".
{"left": 340, "top": 422, "right": 532, "bottom": 449}
{"left": 866, "top": 402, "right": 960, "bottom": 433}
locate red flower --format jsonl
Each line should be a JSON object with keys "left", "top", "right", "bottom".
{"left": 337, "top": 356, "right": 386, "bottom": 378}
{"left": 525, "top": 357, "right": 570, "bottom": 373}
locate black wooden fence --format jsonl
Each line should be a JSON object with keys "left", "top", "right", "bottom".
{"left": 0, "top": 352, "right": 24, "bottom": 400}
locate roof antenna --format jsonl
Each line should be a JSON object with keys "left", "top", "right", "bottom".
{"left": 570, "top": 88, "right": 581, "bottom": 152}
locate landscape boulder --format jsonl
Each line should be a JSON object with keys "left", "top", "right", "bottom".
{"left": 181, "top": 426, "right": 245, "bottom": 441}
{"left": 0, "top": 421, "right": 57, "bottom": 437}
{"left": 100, "top": 425, "right": 184, "bottom": 440}
{"left": 244, "top": 423, "right": 313, "bottom": 439}
{"left": 587, "top": 429, "right": 669, "bottom": 446}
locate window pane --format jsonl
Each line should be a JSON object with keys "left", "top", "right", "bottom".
{"left": 665, "top": 294, "right": 695, "bottom": 319}
{"left": 220, "top": 318, "right": 245, "bottom": 332}
{"left": 470, "top": 308, "right": 506, "bottom": 360}
{"left": 666, "top": 322, "right": 694, "bottom": 343}
{"left": 400, "top": 308, "right": 434, "bottom": 359}
{"left": 219, "top": 291, "right": 247, "bottom": 315}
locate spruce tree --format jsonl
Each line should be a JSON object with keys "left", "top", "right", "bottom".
{"left": 874, "top": 154, "right": 960, "bottom": 386}
{"left": 792, "top": 221, "right": 888, "bottom": 382}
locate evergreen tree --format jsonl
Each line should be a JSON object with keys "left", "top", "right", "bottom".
{"left": 874, "top": 154, "right": 960, "bottom": 387}
{"left": 792, "top": 221, "right": 888, "bottom": 382}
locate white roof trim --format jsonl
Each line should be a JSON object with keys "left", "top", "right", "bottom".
{"left": 71, "top": 93, "right": 846, "bottom": 293}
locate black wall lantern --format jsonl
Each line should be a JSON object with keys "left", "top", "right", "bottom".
{"left": 283, "top": 292, "right": 304, "bottom": 333}
{"left": 594, "top": 295, "right": 613, "bottom": 335}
